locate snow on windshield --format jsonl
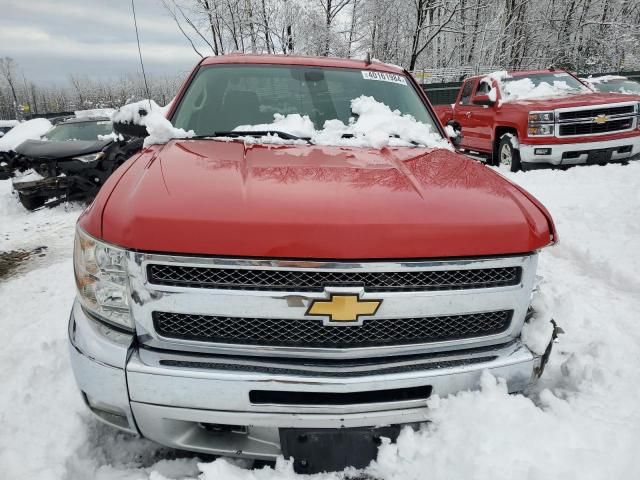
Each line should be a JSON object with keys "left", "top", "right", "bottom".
{"left": 483, "top": 71, "right": 591, "bottom": 103}
{"left": 232, "top": 96, "right": 452, "bottom": 150}
{"left": 111, "top": 99, "right": 194, "bottom": 147}
{"left": 583, "top": 75, "right": 627, "bottom": 84}
{"left": 502, "top": 78, "right": 579, "bottom": 101}
{"left": 0, "top": 118, "right": 52, "bottom": 152}
{"left": 74, "top": 108, "right": 116, "bottom": 119}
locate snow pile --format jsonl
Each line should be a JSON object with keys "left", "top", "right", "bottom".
{"left": 12, "top": 169, "right": 45, "bottom": 184}
{"left": 2, "top": 162, "right": 640, "bottom": 479}
{"left": 521, "top": 281, "right": 555, "bottom": 355}
{"left": 98, "top": 132, "right": 124, "bottom": 142}
{"left": 233, "top": 96, "right": 452, "bottom": 150}
{"left": 111, "top": 99, "right": 194, "bottom": 147}
{"left": 0, "top": 119, "right": 19, "bottom": 128}
{"left": 501, "top": 77, "right": 578, "bottom": 101}
{"left": 74, "top": 108, "right": 116, "bottom": 119}
{"left": 0, "top": 118, "right": 52, "bottom": 152}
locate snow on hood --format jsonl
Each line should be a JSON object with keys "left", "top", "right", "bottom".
{"left": 233, "top": 96, "right": 452, "bottom": 150}
{"left": 0, "top": 120, "right": 19, "bottom": 128}
{"left": 0, "top": 118, "right": 52, "bottom": 152}
{"left": 111, "top": 99, "right": 194, "bottom": 147}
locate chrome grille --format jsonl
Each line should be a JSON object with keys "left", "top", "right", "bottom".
{"left": 153, "top": 310, "right": 513, "bottom": 348}
{"left": 559, "top": 118, "right": 633, "bottom": 136}
{"left": 557, "top": 105, "right": 635, "bottom": 121}
{"left": 147, "top": 264, "right": 522, "bottom": 292}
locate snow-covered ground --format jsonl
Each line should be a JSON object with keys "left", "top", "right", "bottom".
{"left": 1, "top": 161, "right": 640, "bottom": 479}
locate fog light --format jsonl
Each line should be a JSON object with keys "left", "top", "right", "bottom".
{"left": 534, "top": 148, "right": 552, "bottom": 155}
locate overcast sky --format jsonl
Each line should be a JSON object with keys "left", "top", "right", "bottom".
{"left": 0, "top": 0, "right": 201, "bottom": 85}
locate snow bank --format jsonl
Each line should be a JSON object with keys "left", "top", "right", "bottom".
{"left": 0, "top": 118, "right": 52, "bottom": 152}
{"left": 74, "top": 108, "right": 116, "bottom": 119}
{"left": 233, "top": 96, "right": 452, "bottom": 150}
{"left": 111, "top": 99, "right": 194, "bottom": 147}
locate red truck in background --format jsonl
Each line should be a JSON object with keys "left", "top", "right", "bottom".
{"left": 434, "top": 69, "right": 640, "bottom": 171}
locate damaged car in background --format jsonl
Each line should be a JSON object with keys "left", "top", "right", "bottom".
{"left": 8, "top": 116, "right": 143, "bottom": 210}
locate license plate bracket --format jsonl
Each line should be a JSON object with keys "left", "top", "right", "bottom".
{"left": 587, "top": 149, "right": 612, "bottom": 164}
{"left": 280, "top": 426, "right": 402, "bottom": 473}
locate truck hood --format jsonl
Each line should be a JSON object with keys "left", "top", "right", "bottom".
{"left": 15, "top": 139, "right": 110, "bottom": 160}
{"left": 504, "top": 92, "right": 638, "bottom": 110}
{"left": 95, "top": 140, "right": 554, "bottom": 259}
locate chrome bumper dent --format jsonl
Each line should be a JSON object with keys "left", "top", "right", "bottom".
{"left": 519, "top": 134, "right": 640, "bottom": 166}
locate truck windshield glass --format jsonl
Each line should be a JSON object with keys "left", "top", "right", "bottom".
{"left": 591, "top": 79, "right": 640, "bottom": 94}
{"left": 45, "top": 121, "right": 113, "bottom": 141}
{"left": 172, "top": 65, "right": 441, "bottom": 137}
{"left": 503, "top": 73, "right": 589, "bottom": 93}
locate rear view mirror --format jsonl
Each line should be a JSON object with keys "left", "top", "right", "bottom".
{"left": 472, "top": 94, "right": 495, "bottom": 106}
{"left": 112, "top": 108, "right": 149, "bottom": 138}
{"left": 446, "top": 120, "right": 463, "bottom": 148}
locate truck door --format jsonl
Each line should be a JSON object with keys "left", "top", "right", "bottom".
{"left": 453, "top": 79, "right": 484, "bottom": 151}
{"left": 466, "top": 79, "right": 496, "bottom": 153}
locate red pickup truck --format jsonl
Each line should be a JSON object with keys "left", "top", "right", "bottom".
{"left": 434, "top": 69, "right": 640, "bottom": 171}
{"left": 69, "top": 55, "right": 558, "bottom": 473}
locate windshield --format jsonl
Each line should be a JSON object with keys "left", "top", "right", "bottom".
{"left": 45, "top": 120, "right": 113, "bottom": 141}
{"left": 172, "top": 65, "right": 441, "bottom": 138}
{"left": 592, "top": 79, "right": 640, "bottom": 94}
{"left": 504, "top": 72, "right": 589, "bottom": 93}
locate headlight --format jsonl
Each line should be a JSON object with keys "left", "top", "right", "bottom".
{"left": 74, "top": 152, "right": 105, "bottom": 163}
{"left": 528, "top": 111, "right": 554, "bottom": 123}
{"left": 73, "top": 226, "right": 133, "bottom": 331}
{"left": 528, "top": 124, "right": 554, "bottom": 136}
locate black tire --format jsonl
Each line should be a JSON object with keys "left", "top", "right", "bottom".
{"left": 497, "top": 134, "right": 522, "bottom": 172}
{"left": 19, "top": 193, "right": 46, "bottom": 211}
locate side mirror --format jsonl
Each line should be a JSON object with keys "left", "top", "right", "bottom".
{"left": 112, "top": 108, "right": 149, "bottom": 138}
{"left": 446, "top": 120, "right": 463, "bottom": 148}
{"left": 472, "top": 94, "right": 495, "bottom": 106}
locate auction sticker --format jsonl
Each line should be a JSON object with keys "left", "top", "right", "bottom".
{"left": 362, "top": 71, "right": 407, "bottom": 85}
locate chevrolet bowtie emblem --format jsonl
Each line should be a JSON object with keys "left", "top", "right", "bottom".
{"left": 593, "top": 114, "right": 608, "bottom": 124}
{"left": 307, "top": 294, "right": 382, "bottom": 322}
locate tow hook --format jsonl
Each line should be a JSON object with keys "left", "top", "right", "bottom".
{"left": 534, "top": 319, "right": 564, "bottom": 379}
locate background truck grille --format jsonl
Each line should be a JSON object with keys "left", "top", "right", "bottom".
{"left": 557, "top": 105, "right": 635, "bottom": 121}
{"left": 147, "top": 264, "right": 521, "bottom": 292}
{"left": 153, "top": 310, "right": 513, "bottom": 348}
{"left": 558, "top": 118, "right": 633, "bottom": 136}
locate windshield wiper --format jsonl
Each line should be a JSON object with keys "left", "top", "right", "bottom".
{"left": 340, "top": 132, "right": 422, "bottom": 146}
{"left": 193, "top": 130, "right": 312, "bottom": 143}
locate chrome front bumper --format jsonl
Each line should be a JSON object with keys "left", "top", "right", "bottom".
{"left": 69, "top": 299, "right": 547, "bottom": 460}
{"left": 519, "top": 134, "right": 640, "bottom": 166}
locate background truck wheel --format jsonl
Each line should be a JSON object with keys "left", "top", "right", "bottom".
{"left": 498, "top": 135, "right": 522, "bottom": 172}
{"left": 18, "top": 193, "right": 46, "bottom": 211}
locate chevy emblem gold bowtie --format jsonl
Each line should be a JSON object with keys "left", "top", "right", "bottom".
{"left": 307, "top": 294, "right": 382, "bottom": 322}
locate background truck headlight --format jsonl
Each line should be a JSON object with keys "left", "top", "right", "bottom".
{"left": 528, "top": 111, "right": 554, "bottom": 123}
{"left": 73, "top": 227, "right": 133, "bottom": 330}
{"left": 73, "top": 152, "right": 105, "bottom": 163}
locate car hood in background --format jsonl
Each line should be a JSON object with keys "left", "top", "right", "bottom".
{"left": 14, "top": 139, "right": 111, "bottom": 160}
